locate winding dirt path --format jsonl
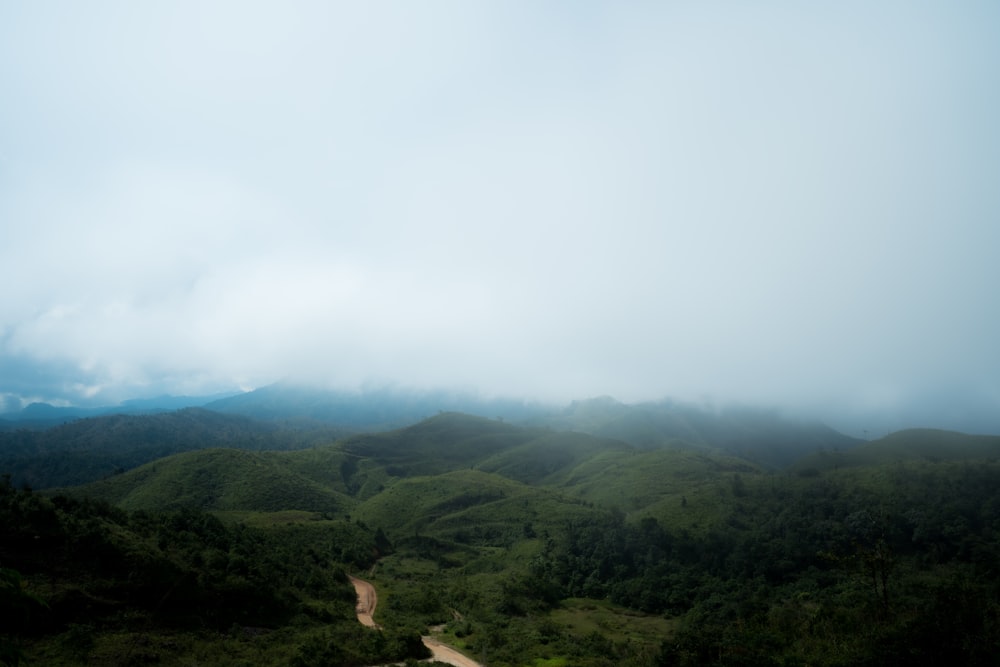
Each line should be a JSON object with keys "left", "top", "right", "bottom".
{"left": 348, "top": 575, "right": 484, "bottom": 667}
{"left": 349, "top": 575, "right": 380, "bottom": 628}
{"left": 420, "top": 636, "right": 484, "bottom": 667}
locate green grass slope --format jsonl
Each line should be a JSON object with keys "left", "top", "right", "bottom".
{"left": 339, "top": 412, "right": 534, "bottom": 475}
{"left": 553, "top": 447, "right": 762, "bottom": 529}
{"left": 353, "top": 468, "right": 599, "bottom": 549}
{"left": 353, "top": 469, "right": 532, "bottom": 536}
{"left": 0, "top": 407, "right": 347, "bottom": 489}
{"left": 535, "top": 397, "right": 861, "bottom": 468}
{"left": 475, "top": 430, "right": 633, "bottom": 485}
{"left": 790, "top": 428, "right": 1000, "bottom": 472}
{"left": 65, "top": 448, "right": 355, "bottom": 513}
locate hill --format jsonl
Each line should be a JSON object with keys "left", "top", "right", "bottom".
{"left": 205, "top": 382, "right": 551, "bottom": 429}
{"left": 0, "top": 478, "right": 424, "bottom": 666}
{"left": 65, "top": 448, "right": 355, "bottom": 513}
{"left": 532, "top": 397, "right": 861, "bottom": 468}
{"left": 15, "top": 409, "right": 1000, "bottom": 666}
{"left": 0, "top": 408, "right": 347, "bottom": 489}
{"left": 0, "top": 392, "right": 239, "bottom": 426}
{"left": 338, "top": 412, "right": 532, "bottom": 475}
{"left": 790, "top": 428, "right": 1000, "bottom": 472}
{"left": 352, "top": 468, "right": 594, "bottom": 545}
{"left": 2, "top": 391, "right": 866, "bottom": 495}
{"left": 475, "top": 430, "right": 633, "bottom": 486}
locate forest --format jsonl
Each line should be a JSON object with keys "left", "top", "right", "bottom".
{"left": 1, "top": 398, "right": 999, "bottom": 666}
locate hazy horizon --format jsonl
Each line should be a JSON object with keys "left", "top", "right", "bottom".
{"left": 3, "top": 380, "right": 997, "bottom": 441}
{"left": 2, "top": 3, "right": 999, "bottom": 436}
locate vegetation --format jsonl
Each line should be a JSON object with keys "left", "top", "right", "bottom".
{"left": 2, "top": 407, "right": 999, "bottom": 665}
{"left": 529, "top": 396, "right": 862, "bottom": 468}
{"left": 0, "top": 474, "right": 425, "bottom": 666}
{"left": 0, "top": 408, "right": 349, "bottom": 489}
{"left": 60, "top": 448, "right": 355, "bottom": 513}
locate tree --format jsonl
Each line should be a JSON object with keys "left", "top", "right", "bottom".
{"left": 0, "top": 567, "right": 47, "bottom": 666}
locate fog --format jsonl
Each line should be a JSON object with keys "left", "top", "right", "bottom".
{"left": 2, "top": 2, "right": 999, "bottom": 435}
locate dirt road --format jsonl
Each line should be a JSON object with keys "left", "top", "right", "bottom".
{"left": 348, "top": 575, "right": 484, "bottom": 667}
{"left": 421, "top": 636, "right": 484, "bottom": 667}
{"left": 348, "top": 575, "right": 380, "bottom": 628}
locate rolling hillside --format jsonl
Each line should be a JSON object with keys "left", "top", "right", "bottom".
{"left": 790, "top": 428, "right": 1000, "bottom": 472}
{"left": 65, "top": 448, "right": 355, "bottom": 513}
{"left": 534, "top": 396, "right": 862, "bottom": 468}
{"left": 57, "top": 412, "right": 788, "bottom": 546}
{"left": 14, "top": 407, "right": 1000, "bottom": 666}
{"left": 0, "top": 408, "right": 347, "bottom": 489}
{"left": 51, "top": 411, "right": 854, "bottom": 535}
{"left": 1, "top": 391, "right": 866, "bottom": 493}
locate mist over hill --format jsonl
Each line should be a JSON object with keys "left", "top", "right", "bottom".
{"left": 202, "top": 382, "right": 552, "bottom": 429}
{"left": 0, "top": 392, "right": 240, "bottom": 429}
{"left": 533, "top": 396, "right": 863, "bottom": 468}
{"left": 791, "top": 428, "right": 1000, "bottom": 473}
{"left": 0, "top": 385, "right": 875, "bottom": 491}
{"left": 17, "top": 381, "right": 1000, "bottom": 499}
{"left": 5, "top": 381, "right": 997, "bottom": 441}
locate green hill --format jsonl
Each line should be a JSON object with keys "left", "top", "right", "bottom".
{"left": 475, "top": 430, "right": 632, "bottom": 485}
{"left": 533, "top": 397, "right": 861, "bottom": 468}
{"left": 63, "top": 411, "right": 781, "bottom": 531}
{"left": 0, "top": 479, "right": 424, "bottom": 667}
{"left": 352, "top": 468, "right": 598, "bottom": 548}
{"left": 790, "top": 428, "right": 1000, "bottom": 472}
{"left": 1, "top": 397, "right": 863, "bottom": 495}
{"left": 11, "top": 406, "right": 1000, "bottom": 667}
{"left": 67, "top": 448, "right": 355, "bottom": 513}
{"left": 339, "top": 412, "right": 532, "bottom": 475}
{"left": 554, "top": 447, "right": 760, "bottom": 526}
{"left": 0, "top": 407, "right": 347, "bottom": 489}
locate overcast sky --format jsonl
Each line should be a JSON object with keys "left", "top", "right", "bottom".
{"left": 2, "top": 2, "right": 999, "bottom": 433}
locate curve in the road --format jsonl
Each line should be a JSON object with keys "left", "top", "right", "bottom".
{"left": 348, "top": 575, "right": 380, "bottom": 628}
{"left": 348, "top": 575, "right": 484, "bottom": 667}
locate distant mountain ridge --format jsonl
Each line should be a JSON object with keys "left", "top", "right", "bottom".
{"left": 1, "top": 386, "right": 872, "bottom": 490}
{"left": 790, "top": 428, "right": 1000, "bottom": 472}
{"left": 532, "top": 396, "right": 862, "bottom": 469}
{"left": 203, "top": 382, "right": 552, "bottom": 429}
{"left": 204, "top": 385, "right": 863, "bottom": 468}
{"left": 0, "top": 392, "right": 240, "bottom": 427}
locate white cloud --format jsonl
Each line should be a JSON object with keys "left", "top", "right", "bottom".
{"left": 0, "top": 2, "right": 998, "bottom": 430}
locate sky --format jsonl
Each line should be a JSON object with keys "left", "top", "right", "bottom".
{"left": 2, "top": 1, "right": 999, "bottom": 434}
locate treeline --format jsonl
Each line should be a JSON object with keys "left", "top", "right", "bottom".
{"left": 0, "top": 476, "right": 427, "bottom": 666}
